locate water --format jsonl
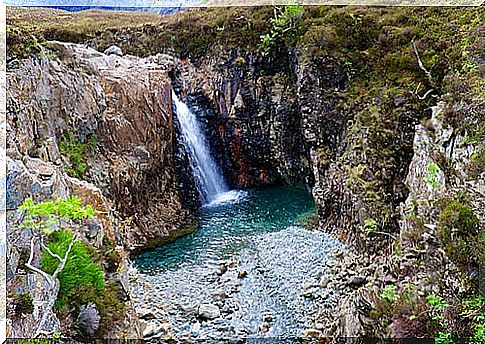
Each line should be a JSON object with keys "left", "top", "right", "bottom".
{"left": 173, "top": 91, "right": 229, "bottom": 204}
{"left": 132, "top": 186, "right": 343, "bottom": 340}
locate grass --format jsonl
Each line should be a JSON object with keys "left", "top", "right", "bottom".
{"left": 41, "top": 230, "right": 105, "bottom": 310}
{"left": 438, "top": 200, "right": 482, "bottom": 268}
{"left": 7, "top": 7, "right": 162, "bottom": 58}
{"left": 58, "top": 131, "right": 99, "bottom": 180}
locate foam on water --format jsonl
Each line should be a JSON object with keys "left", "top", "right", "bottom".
{"left": 205, "top": 190, "right": 248, "bottom": 207}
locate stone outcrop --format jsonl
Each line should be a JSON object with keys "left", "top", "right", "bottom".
{"left": 6, "top": 42, "right": 196, "bottom": 338}
{"left": 7, "top": 41, "right": 195, "bottom": 251}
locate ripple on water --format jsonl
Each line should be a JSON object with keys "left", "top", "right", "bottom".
{"left": 131, "top": 186, "right": 343, "bottom": 340}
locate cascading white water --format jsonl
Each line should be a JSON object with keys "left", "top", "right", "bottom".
{"left": 172, "top": 91, "right": 229, "bottom": 204}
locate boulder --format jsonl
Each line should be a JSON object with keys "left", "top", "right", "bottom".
{"left": 104, "top": 45, "right": 123, "bottom": 56}
{"left": 198, "top": 304, "right": 221, "bottom": 320}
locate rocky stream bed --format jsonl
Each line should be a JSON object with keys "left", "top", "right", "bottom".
{"left": 129, "top": 186, "right": 346, "bottom": 341}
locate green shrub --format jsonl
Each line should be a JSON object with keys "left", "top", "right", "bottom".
{"left": 257, "top": 5, "right": 303, "bottom": 56}
{"left": 363, "top": 219, "right": 378, "bottom": 235}
{"left": 438, "top": 201, "right": 482, "bottom": 267}
{"left": 381, "top": 285, "right": 398, "bottom": 303}
{"left": 466, "top": 149, "right": 485, "bottom": 180}
{"left": 18, "top": 340, "right": 53, "bottom": 344}
{"left": 374, "top": 284, "right": 430, "bottom": 335}
{"left": 427, "top": 294, "right": 450, "bottom": 323}
{"left": 435, "top": 332, "right": 454, "bottom": 344}
{"left": 425, "top": 162, "right": 441, "bottom": 189}
{"left": 58, "top": 131, "right": 98, "bottom": 180}
{"left": 41, "top": 230, "right": 105, "bottom": 309}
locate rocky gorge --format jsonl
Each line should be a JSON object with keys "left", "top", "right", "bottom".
{"left": 6, "top": 5, "right": 485, "bottom": 342}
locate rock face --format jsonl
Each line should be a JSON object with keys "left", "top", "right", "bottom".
{"left": 173, "top": 53, "right": 313, "bottom": 189}
{"left": 6, "top": 42, "right": 195, "bottom": 338}
{"left": 7, "top": 41, "right": 195, "bottom": 251}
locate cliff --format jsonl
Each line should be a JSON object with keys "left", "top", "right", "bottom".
{"left": 6, "top": 5, "right": 484, "bottom": 341}
{"left": 6, "top": 42, "right": 195, "bottom": 338}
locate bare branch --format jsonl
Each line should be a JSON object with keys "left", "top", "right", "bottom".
{"left": 372, "top": 231, "right": 397, "bottom": 240}
{"left": 40, "top": 240, "right": 63, "bottom": 262}
{"left": 25, "top": 236, "right": 54, "bottom": 286}
{"left": 53, "top": 233, "right": 76, "bottom": 278}
{"left": 418, "top": 89, "right": 434, "bottom": 100}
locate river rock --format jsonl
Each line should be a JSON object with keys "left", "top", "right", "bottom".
{"left": 190, "top": 322, "right": 201, "bottom": 336}
{"left": 262, "top": 313, "right": 274, "bottom": 322}
{"left": 198, "top": 304, "right": 221, "bottom": 320}
{"left": 177, "top": 303, "right": 197, "bottom": 315}
{"left": 104, "top": 45, "right": 123, "bottom": 56}
{"left": 142, "top": 321, "right": 169, "bottom": 338}
{"left": 348, "top": 275, "right": 367, "bottom": 287}
{"left": 260, "top": 322, "right": 270, "bottom": 333}
{"left": 217, "top": 264, "right": 228, "bottom": 276}
{"left": 237, "top": 270, "right": 248, "bottom": 278}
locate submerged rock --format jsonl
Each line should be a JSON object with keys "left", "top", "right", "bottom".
{"left": 237, "top": 270, "right": 247, "bottom": 279}
{"left": 137, "top": 307, "right": 156, "bottom": 320}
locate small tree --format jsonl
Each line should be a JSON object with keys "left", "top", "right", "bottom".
{"left": 16, "top": 196, "right": 95, "bottom": 337}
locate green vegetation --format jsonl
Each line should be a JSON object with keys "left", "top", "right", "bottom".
{"left": 438, "top": 200, "right": 482, "bottom": 268}
{"left": 295, "top": 209, "right": 319, "bottom": 230}
{"left": 17, "top": 196, "right": 125, "bottom": 337}
{"left": 18, "top": 340, "right": 53, "bottom": 344}
{"left": 427, "top": 294, "right": 454, "bottom": 344}
{"left": 66, "top": 282, "right": 126, "bottom": 337}
{"left": 41, "top": 230, "right": 105, "bottom": 309}
{"left": 427, "top": 294, "right": 450, "bottom": 323}
{"left": 258, "top": 5, "right": 303, "bottom": 56}
{"left": 381, "top": 285, "right": 398, "bottom": 303}
{"left": 18, "top": 195, "right": 96, "bottom": 234}
{"left": 425, "top": 163, "right": 441, "bottom": 189}
{"left": 58, "top": 131, "right": 98, "bottom": 180}
{"left": 6, "top": 7, "right": 162, "bottom": 59}
{"left": 466, "top": 149, "right": 485, "bottom": 180}
{"left": 363, "top": 219, "right": 378, "bottom": 235}
{"left": 373, "top": 284, "right": 429, "bottom": 335}
{"left": 435, "top": 332, "right": 454, "bottom": 344}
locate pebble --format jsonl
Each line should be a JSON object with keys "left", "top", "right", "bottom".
{"left": 260, "top": 322, "right": 270, "bottom": 333}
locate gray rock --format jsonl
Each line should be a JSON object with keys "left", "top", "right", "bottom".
{"left": 76, "top": 303, "right": 100, "bottom": 337}
{"left": 137, "top": 307, "right": 156, "bottom": 320}
{"left": 198, "top": 304, "right": 221, "bottom": 320}
{"left": 142, "top": 321, "right": 171, "bottom": 338}
{"left": 104, "top": 45, "right": 123, "bottom": 56}
{"left": 303, "top": 328, "right": 322, "bottom": 337}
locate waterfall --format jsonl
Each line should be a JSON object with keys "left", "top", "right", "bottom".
{"left": 172, "top": 91, "right": 229, "bottom": 204}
